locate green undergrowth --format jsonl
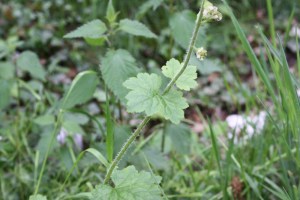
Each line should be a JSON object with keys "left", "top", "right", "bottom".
{"left": 0, "top": 0, "right": 299, "bottom": 199}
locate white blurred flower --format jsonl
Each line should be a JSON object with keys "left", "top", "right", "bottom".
{"left": 297, "top": 89, "right": 300, "bottom": 97}
{"left": 290, "top": 26, "right": 300, "bottom": 38}
{"left": 196, "top": 47, "right": 207, "bottom": 60}
{"left": 226, "top": 111, "right": 267, "bottom": 144}
{"left": 74, "top": 134, "right": 83, "bottom": 150}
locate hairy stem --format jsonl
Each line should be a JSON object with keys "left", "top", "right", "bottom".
{"left": 163, "top": 0, "right": 205, "bottom": 95}
{"left": 104, "top": 116, "right": 151, "bottom": 184}
{"left": 103, "top": 0, "right": 206, "bottom": 184}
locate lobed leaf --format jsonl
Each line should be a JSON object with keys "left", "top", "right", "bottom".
{"left": 162, "top": 58, "right": 197, "bottom": 91}
{"left": 91, "top": 166, "right": 162, "bottom": 200}
{"left": 123, "top": 73, "right": 188, "bottom": 124}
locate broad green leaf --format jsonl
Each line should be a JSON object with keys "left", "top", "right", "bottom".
{"left": 119, "top": 19, "right": 157, "bottom": 38}
{"left": 169, "top": 10, "right": 206, "bottom": 49}
{"left": 123, "top": 73, "right": 188, "bottom": 124}
{"left": 0, "top": 80, "right": 11, "bottom": 110}
{"left": 143, "top": 148, "right": 170, "bottom": 170}
{"left": 63, "top": 112, "right": 89, "bottom": 125}
{"left": 62, "top": 121, "right": 84, "bottom": 134}
{"left": 33, "top": 115, "right": 55, "bottom": 126}
{"left": 189, "top": 55, "right": 224, "bottom": 75}
{"left": 29, "top": 194, "right": 47, "bottom": 200}
{"left": 137, "top": 0, "right": 164, "bottom": 17}
{"left": 0, "top": 62, "right": 15, "bottom": 79}
{"left": 91, "top": 166, "right": 162, "bottom": 200}
{"left": 165, "top": 123, "right": 191, "bottom": 154}
{"left": 62, "top": 71, "right": 99, "bottom": 109}
{"left": 16, "top": 51, "right": 46, "bottom": 81}
{"left": 84, "top": 37, "right": 106, "bottom": 46}
{"left": 100, "top": 49, "right": 139, "bottom": 102}
{"left": 162, "top": 58, "right": 197, "bottom": 91}
{"left": 64, "top": 19, "right": 107, "bottom": 39}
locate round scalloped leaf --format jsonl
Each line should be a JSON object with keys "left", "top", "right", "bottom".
{"left": 162, "top": 58, "right": 197, "bottom": 91}
{"left": 91, "top": 166, "right": 162, "bottom": 200}
{"left": 123, "top": 73, "right": 188, "bottom": 124}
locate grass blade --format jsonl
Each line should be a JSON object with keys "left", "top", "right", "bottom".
{"left": 222, "top": 0, "right": 279, "bottom": 113}
{"left": 61, "top": 148, "right": 108, "bottom": 190}
{"left": 266, "top": 0, "right": 276, "bottom": 47}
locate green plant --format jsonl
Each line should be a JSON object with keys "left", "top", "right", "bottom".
{"left": 28, "top": 0, "right": 225, "bottom": 199}
{"left": 3, "top": 0, "right": 299, "bottom": 199}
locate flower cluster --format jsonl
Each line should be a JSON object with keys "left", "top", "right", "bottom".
{"left": 203, "top": 5, "right": 222, "bottom": 21}
{"left": 226, "top": 111, "right": 267, "bottom": 144}
{"left": 196, "top": 47, "right": 207, "bottom": 60}
{"left": 201, "top": 1, "right": 222, "bottom": 22}
{"left": 194, "top": 1, "right": 222, "bottom": 61}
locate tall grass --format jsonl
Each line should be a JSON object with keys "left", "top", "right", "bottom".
{"left": 205, "top": 1, "right": 300, "bottom": 199}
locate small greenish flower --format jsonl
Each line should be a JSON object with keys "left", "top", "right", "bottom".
{"left": 200, "top": 1, "right": 222, "bottom": 22}
{"left": 196, "top": 47, "right": 207, "bottom": 60}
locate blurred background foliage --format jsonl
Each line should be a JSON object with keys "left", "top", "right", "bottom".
{"left": 0, "top": 0, "right": 300, "bottom": 199}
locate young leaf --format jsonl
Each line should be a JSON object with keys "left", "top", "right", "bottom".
{"left": 91, "top": 166, "right": 162, "bottom": 200}
{"left": 123, "top": 73, "right": 188, "bottom": 124}
{"left": 162, "top": 58, "right": 197, "bottom": 91}
{"left": 119, "top": 19, "right": 157, "bottom": 38}
{"left": 29, "top": 194, "right": 47, "bottom": 200}
{"left": 106, "top": 0, "right": 117, "bottom": 23}
{"left": 61, "top": 71, "right": 99, "bottom": 109}
{"left": 100, "top": 49, "right": 139, "bottom": 102}
{"left": 169, "top": 10, "right": 206, "bottom": 49}
{"left": 84, "top": 37, "right": 106, "bottom": 46}
{"left": 64, "top": 19, "right": 107, "bottom": 39}
{"left": 16, "top": 51, "right": 46, "bottom": 81}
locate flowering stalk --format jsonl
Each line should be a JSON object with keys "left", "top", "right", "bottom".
{"left": 163, "top": 1, "right": 205, "bottom": 95}
{"left": 103, "top": 0, "right": 207, "bottom": 184}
